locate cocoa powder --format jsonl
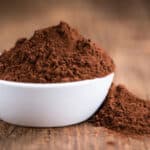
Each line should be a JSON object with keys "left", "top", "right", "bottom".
{"left": 89, "top": 84, "right": 150, "bottom": 135}
{"left": 0, "top": 22, "right": 115, "bottom": 83}
{"left": 0, "top": 21, "right": 149, "bottom": 136}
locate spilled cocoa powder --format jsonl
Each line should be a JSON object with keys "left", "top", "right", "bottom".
{"left": 89, "top": 84, "right": 150, "bottom": 135}
{"left": 0, "top": 21, "right": 115, "bottom": 83}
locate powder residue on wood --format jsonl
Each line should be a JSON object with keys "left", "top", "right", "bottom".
{"left": 0, "top": 22, "right": 115, "bottom": 83}
{"left": 89, "top": 84, "right": 150, "bottom": 135}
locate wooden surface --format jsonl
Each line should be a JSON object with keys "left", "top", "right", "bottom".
{"left": 0, "top": 1, "right": 150, "bottom": 149}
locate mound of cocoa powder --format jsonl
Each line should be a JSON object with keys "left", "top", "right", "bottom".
{"left": 89, "top": 84, "right": 150, "bottom": 135}
{"left": 0, "top": 21, "right": 149, "bottom": 136}
{"left": 0, "top": 22, "right": 115, "bottom": 83}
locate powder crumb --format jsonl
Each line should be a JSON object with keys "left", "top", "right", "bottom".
{"left": 106, "top": 141, "right": 116, "bottom": 146}
{"left": 0, "top": 21, "right": 115, "bottom": 83}
{"left": 89, "top": 84, "right": 150, "bottom": 135}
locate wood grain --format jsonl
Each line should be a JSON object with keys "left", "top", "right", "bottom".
{"left": 0, "top": 1, "right": 150, "bottom": 149}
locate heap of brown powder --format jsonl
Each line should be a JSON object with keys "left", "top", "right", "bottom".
{"left": 0, "top": 21, "right": 149, "bottom": 136}
{"left": 89, "top": 84, "right": 150, "bottom": 135}
{"left": 0, "top": 22, "right": 115, "bottom": 83}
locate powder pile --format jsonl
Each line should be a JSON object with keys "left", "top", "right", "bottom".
{"left": 89, "top": 84, "right": 150, "bottom": 135}
{"left": 0, "top": 22, "right": 115, "bottom": 83}
{"left": 1, "top": 21, "right": 149, "bottom": 136}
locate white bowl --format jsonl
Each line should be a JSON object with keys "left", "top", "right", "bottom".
{"left": 0, "top": 73, "right": 114, "bottom": 127}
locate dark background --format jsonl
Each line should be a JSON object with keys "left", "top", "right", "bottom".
{"left": 1, "top": 0, "right": 150, "bottom": 20}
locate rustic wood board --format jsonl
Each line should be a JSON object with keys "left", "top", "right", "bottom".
{"left": 0, "top": 1, "right": 150, "bottom": 149}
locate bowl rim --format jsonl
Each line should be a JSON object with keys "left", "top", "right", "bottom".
{"left": 0, "top": 73, "right": 114, "bottom": 88}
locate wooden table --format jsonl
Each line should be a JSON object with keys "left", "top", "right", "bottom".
{"left": 0, "top": 1, "right": 150, "bottom": 149}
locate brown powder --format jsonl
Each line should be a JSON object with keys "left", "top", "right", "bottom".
{"left": 89, "top": 84, "right": 150, "bottom": 135}
{"left": 0, "top": 22, "right": 115, "bottom": 83}
{"left": 1, "top": 21, "right": 149, "bottom": 136}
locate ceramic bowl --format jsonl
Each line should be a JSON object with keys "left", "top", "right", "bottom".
{"left": 0, "top": 73, "right": 114, "bottom": 127}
